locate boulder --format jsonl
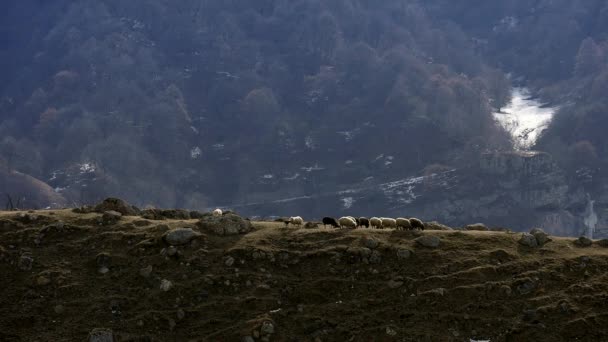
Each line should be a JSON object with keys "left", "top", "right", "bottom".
{"left": 198, "top": 214, "right": 253, "bottom": 236}
{"left": 424, "top": 221, "right": 453, "bottom": 231}
{"left": 465, "top": 223, "right": 488, "bottom": 231}
{"left": 88, "top": 328, "right": 114, "bottom": 342}
{"left": 101, "top": 211, "right": 122, "bottom": 225}
{"left": 518, "top": 233, "right": 538, "bottom": 248}
{"left": 530, "top": 228, "right": 551, "bottom": 246}
{"left": 415, "top": 235, "right": 441, "bottom": 248}
{"left": 574, "top": 236, "right": 593, "bottom": 247}
{"left": 94, "top": 198, "right": 139, "bottom": 216}
{"left": 163, "top": 228, "right": 202, "bottom": 245}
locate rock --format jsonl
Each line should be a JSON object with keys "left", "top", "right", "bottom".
{"left": 424, "top": 221, "right": 453, "bottom": 231}
{"left": 514, "top": 278, "right": 536, "bottom": 295}
{"left": 197, "top": 214, "right": 253, "bottom": 236}
{"left": 88, "top": 328, "right": 114, "bottom": 342}
{"left": 499, "top": 285, "right": 512, "bottom": 297}
{"left": 387, "top": 280, "right": 404, "bottom": 289}
{"left": 140, "top": 265, "right": 153, "bottom": 278}
{"left": 160, "top": 209, "right": 191, "bottom": 220}
{"left": 36, "top": 275, "right": 51, "bottom": 286}
{"left": 530, "top": 228, "right": 551, "bottom": 246}
{"left": 160, "top": 279, "right": 173, "bottom": 292}
{"left": 362, "top": 237, "right": 379, "bottom": 249}
{"left": 176, "top": 309, "right": 185, "bottom": 321}
{"left": 415, "top": 235, "right": 441, "bottom": 248}
{"left": 54, "top": 304, "right": 65, "bottom": 314}
{"left": 98, "top": 266, "right": 110, "bottom": 274}
{"left": 518, "top": 233, "right": 538, "bottom": 248}
{"left": 101, "top": 211, "right": 122, "bottom": 225}
{"left": 167, "top": 246, "right": 178, "bottom": 257}
{"left": 163, "top": 228, "right": 202, "bottom": 245}
{"left": 185, "top": 210, "right": 203, "bottom": 219}
{"left": 304, "top": 222, "right": 318, "bottom": 229}
{"left": 574, "top": 236, "right": 593, "bottom": 247}
{"left": 369, "top": 250, "right": 382, "bottom": 264}
{"left": 396, "top": 248, "right": 413, "bottom": 260}
{"left": 260, "top": 321, "right": 275, "bottom": 335}
{"left": 225, "top": 256, "right": 235, "bottom": 267}
{"left": 490, "top": 249, "right": 515, "bottom": 263}
{"left": 242, "top": 337, "right": 255, "bottom": 342}
{"left": 465, "top": 223, "right": 488, "bottom": 231}
{"left": 18, "top": 254, "right": 33, "bottom": 271}
{"left": 94, "top": 198, "right": 139, "bottom": 216}
{"left": 96, "top": 253, "right": 111, "bottom": 267}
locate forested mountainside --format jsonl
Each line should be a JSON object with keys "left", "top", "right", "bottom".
{"left": 1, "top": 1, "right": 608, "bottom": 235}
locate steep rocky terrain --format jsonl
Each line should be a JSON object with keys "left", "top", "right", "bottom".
{"left": 2, "top": 202, "right": 608, "bottom": 341}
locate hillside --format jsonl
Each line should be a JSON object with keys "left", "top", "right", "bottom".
{"left": 2, "top": 203, "right": 608, "bottom": 341}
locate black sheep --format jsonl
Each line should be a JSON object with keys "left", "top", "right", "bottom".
{"left": 322, "top": 217, "right": 340, "bottom": 228}
{"left": 409, "top": 217, "right": 425, "bottom": 230}
{"left": 358, "top": 217, "right": 370, "bottom": 228}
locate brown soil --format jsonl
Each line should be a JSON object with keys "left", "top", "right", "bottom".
{"left": 1, "top": 209, "right": 608, "bottom": 341}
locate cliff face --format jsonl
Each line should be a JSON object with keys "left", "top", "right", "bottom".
{"left": 234, "top": 150, "right": 595, "bottom": 237}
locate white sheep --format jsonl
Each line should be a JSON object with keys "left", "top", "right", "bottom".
{"left": 212, "top": 208, "right": 223, "bottom": 217}
{"left": 381, "top": 217, "right": 397, "bottom": 229}
{"left": 338, "top": 216, "right": 357, "bottom": 229}
{"left": 289, "top": 216, "right": 304, "bottom": 226}
{"left": 370, "top": 217, "right": 383, "bottom": 229}
{"left": 396, "top": 218, "right": 412, "bottom": 230}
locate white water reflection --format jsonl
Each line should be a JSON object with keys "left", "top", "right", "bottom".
{"left": 493, "top": 87, "right": 557, "bottom": 150}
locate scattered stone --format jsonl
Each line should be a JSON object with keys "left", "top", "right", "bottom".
{"left": 465, "top": 223, "right": 488, "bottom": 231}
{"left": 415, "top": 235, "right": 441, "bottom": 248}
{"left": 197, "top": 214, "right": 253, "bottom": 236}
{"left": 574, "top": 236, "right": 593, "bottom": 247}
{"left": 18, "top": 254, "right": 33, "bottom": 271}
{"left": 54, "top": 304, "right": 65, "bottom": 314}
{"left": 168, "top": 319, "right": 176, "bottom": 331}
{"left": 363, "top": 237, "right": 379, "bottom": 250}
{"left": 163, "top": 228, "right": 202, "bottom": 245}
{"left": 396, "top": 248, "right": 413, "bottom": 260}
{"left": 160, "top": 279, "right": 173, "bottom": 292}
{"left": 101, "top": 211, "right": 122, "bottom": 225}
{"left": 98, "top": 266, "right": 110, "bottom": 274}
{"left": 88, "top": 328, "right": 114, "bottom": 342}
{"left": 242, "top": 336, "right": 255, "bottom": 342}
{"left": 176, "top": 309, "right": 185, "bottom": 321}
{"left": 530, "top": 228, "right": 551, "bottom": 246}
{"left": 499, "top": 285, "right": 512, "bottom": 297}
{"left": 225, "top": 256, "right": 235, "bottom": 267}
{"left": 514, "top": 278, "right": 536, "bottom": 295}
{"left": 385, "top": 326, "right": 397, "bottom": 336}
{"left": 140, "top": 265, "right": 153, "bottom": 278}
{"left": 518, "top": 233, "right": 538, "bottom": 248}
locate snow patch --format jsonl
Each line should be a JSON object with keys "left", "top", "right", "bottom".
{"left": 301, "top": 164, "right": 325, "bottom": 172}
{"left": 79, "top": 163, "right": 96, "bottom": 173}
{"left": 493, "top": 87, "right": 557, "bottom": 150}
{"left": 190, "top": 147, "right": 202, "bottom": 159}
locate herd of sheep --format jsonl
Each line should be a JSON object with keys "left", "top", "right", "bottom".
{"left": 212, "top": 208, "right": 424, "bottom": 231}
{"left": 287, "top": 215, "right": 424, "bottom": 230}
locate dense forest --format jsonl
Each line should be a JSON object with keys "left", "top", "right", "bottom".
{"left": 1, "top": 0, "right": 607, "bottom": 214}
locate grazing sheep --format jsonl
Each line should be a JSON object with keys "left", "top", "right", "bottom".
{"left": 381, "top": 217, "right": 397, "bottom": 229}
{"left": 370, "top": 217, "right": 382, "bottom": 229}
{"left": 396, "top": 218, "right": 412, "bottom": 230}
{"left": 338, "top": 216, "right": 357, "bottom": 229}
{"left": 290, "top": 216, "right": 304, "bottom": 226}
{"left": 322, "top": 217, "right": 340, "bottom": 228}
{"left": 410, "top": 217, "right": 425, "bottom": 230}
{"left": 212, "top": 208, "right": 223, "bottom": 217}
{"left": 359, "top": 217, "right": 370, "bottom": 228}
